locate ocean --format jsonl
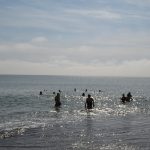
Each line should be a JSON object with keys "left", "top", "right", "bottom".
{"left": 0, "top": 75, "right": 150, "bottom": 150}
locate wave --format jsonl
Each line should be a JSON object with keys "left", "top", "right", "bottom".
{"left": 0, "top": 119, "right": 46, "bottom": 139}
{"left": 0, "top": 127, "right": 25, "bottom": 139}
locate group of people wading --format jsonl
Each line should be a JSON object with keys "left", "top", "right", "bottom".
{"left": 55, "top": 92, "right": 132, "bottom": 109}
{"left": 53, "top": 88, "right": 96, "bottom": 109}
{"left": 120, "top": 92, "right": 133, "bottom": 104}
{"left": 54, "top": 92, "right": 95, "bottom": 109}
{"left": 39, "top": 89, "right": 133, "bottom": 109}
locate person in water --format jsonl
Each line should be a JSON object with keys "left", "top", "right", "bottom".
{"left": 121, "top": 92, "right": 133, "bottom": 103}
{"left": 126, "top": 92, "right": 132, "bottom": 102}
{"left": 55, "top": 93, "right": 61, "bottom": 107}
{"left": 39, "top": 91, "right": 43, "bottom": 95}
{"left": 82, "top": 92, "right": 85, "bottom": 97}
{"left": 85, "top": 94, "right": 94, "bottom": 109}
{"left": 121, "top": 93, "right": 126, "bottom": 103}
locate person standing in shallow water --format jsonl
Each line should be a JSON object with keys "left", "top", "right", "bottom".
{"left": 121, "top": 94, "right": 126, "bottom": 103}
{"left": 55, "top": 93, "right": 61, "bottom": 107}
{"left": 126, "top": 92, "right": 132, "bottom": 102}
{"left": 85, "top": 94, "right": 94, "bottom": 109}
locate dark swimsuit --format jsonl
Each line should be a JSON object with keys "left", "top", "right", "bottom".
{"left": 86, "top": 99, "right": 93, "bottom": 109}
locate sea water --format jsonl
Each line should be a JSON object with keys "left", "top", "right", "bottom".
{"left": 0, "top": 75, "right": 150, "bottom": 150}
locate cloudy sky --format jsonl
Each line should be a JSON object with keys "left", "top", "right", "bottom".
{"left": 0, "top": 0, "right": 150, "bottom": 77}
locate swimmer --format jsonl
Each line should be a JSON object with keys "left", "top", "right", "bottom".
{"left": 39, "top": 91, "right": 43, "bottom": 95}
{"left": 82, "top": 93, "right": 85, "bottom": 97}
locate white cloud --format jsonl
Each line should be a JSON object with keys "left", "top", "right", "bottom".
{"left": 0, "top": 34, "right": 150, "bottom": 65}
{"left": 65, "top": 9, "right": 121, "bottom": 20}
{"left": 0, "top": 59, "right": 150, "bottom": 77}
{"left": 31, "top": 37, "right": 49, "bottom": 43}
{"left": 0, "top": 34, "right": 150, "bottom": 77}
{"left": 125, "top": 0, "right": 150, "bottom": 5}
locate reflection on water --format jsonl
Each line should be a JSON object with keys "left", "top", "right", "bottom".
{"left": 85, "top": 114, "right": 93, "bottom": 138}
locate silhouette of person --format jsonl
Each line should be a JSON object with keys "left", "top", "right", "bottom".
{"left": 121, "top": 94, "right": 126, "bottom": 103}
{"left": 39, "top": 91, "right": 43, "bottom": 95}
{"left": 74, "top": 88, "right": 76, "bottom": 92}
{"left": 85, "top": 94, "right": 94, "bottom": 109}
{"left": 82, "top": 92, "right": 85, "bottom": 97}
{"left": 55, "top": 93, "right": 61, "bottom": 107}
{"left": 126, "top": 92, "right": 132, "bottom": 102}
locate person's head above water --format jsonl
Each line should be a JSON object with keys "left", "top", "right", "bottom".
{"left": 122, "top": 94, "right": 125, "bottom": 97}
{"left": 88, "top": 94, "right": 91, "bottom": 98}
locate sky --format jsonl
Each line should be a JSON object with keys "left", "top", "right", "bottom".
{"left": 0, "top": 0, "right": 150, "bottom": 77}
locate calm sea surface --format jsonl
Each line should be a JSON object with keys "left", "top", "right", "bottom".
{"left": 0, "top": 75, "right": 150, "bottom": 150}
